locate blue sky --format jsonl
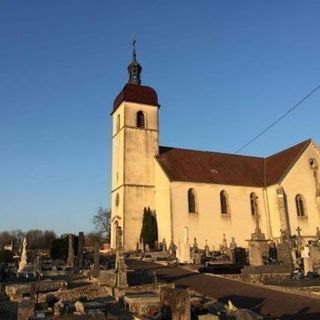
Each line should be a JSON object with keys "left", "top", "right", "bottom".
{"left": 1, "top": 1, "right": 320, "bottom": 234}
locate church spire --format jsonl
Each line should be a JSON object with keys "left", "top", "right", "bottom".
{"left": 127, "top": 38, "right": 142, "bottom": 85}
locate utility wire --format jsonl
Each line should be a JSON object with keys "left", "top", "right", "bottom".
{"left": 155, "top": 82, "right": 320, "bottom": 193}
{"left": 234, "top": 83, "right": 320, "bottom": 155}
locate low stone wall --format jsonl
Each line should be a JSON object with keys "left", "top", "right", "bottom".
{"left": 114, "top": 282, "right": 175, "bottom": 299}
{"left": 241, "top": 272, "right": 290, "bottom": 285}
{"left": 241, "top": 263, "right": 293, "bottom": 275}
{"left": 5, "top": 280, "right": 67, "bottom": 301}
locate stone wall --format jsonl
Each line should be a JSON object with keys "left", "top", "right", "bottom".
{"left": 114, "top": 282, "right": 175, "bottom": 299}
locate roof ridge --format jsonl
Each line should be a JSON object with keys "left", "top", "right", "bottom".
{"left": 159, "top": 145, "right": 264, "bottom": 160}
{"left": 266, "top": 139, "right": 311, "bottom": 160}
{"left": 266, "top": 139, "right": 311, "bottom": 185}
{"left": 160, "top": 139, "right": 312, "bottom": 161}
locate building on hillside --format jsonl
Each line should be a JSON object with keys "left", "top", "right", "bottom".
{"left": 110, "top": 46, "right": 320, "bottom": 251}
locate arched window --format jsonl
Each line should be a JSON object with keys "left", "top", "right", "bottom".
{"left": 250, "top": 192, "right": 258, "bottom": 216}
{"left": 188, "top": 188, "right": 196, "bottom": 213}
{"left": 295, "top": 194, "right": 306, "bottom": 217}
{"left": 136, "top": 111, "right": 145, "bottom": 128}
{"left": 116, "top": 115, "right": 120, "bottom": 132}
{"left": 220, "top": 190, "right": 229, "bottom": 214}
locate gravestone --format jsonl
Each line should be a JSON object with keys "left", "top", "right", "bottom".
{"left": 67, "top": 234, "right": 75, "bottom": 267}
{"left": 160, "top": 287, "right": 190, "bottom": 320}
{"left": 230, "top": 237, "right": 237, "bottom": 250}
{"left": 177, "top": 227, "right": 191, "bottom": 263}
{"left": 296, "top": 226, "right": 305, "bottom": 257}
{"left": 18, "top": 237, "right": 28, "bottom": 272}
{"left": 204, "top": 240, "right": 210, "bottom": 257}
{"left": 278, "top": 228, "right": 295, "bottom": 267}
{"left": 115, "top": 227, "right": 128, "bottom": 288}
{"left": 161, "top": 238, "right": 167, "bottom": 252}
{"left": 310, "top": 243, "right": 320, "bottom": 271}
{"left": 316, "top": 227, "right": 320, "bottom": 242}
{"left": 234, "top": 247, "right": 247, "bottom": 266}
{"left": 229, "top": 237, "right": 237, "bottom": 262}
{"left": 192, "top": 238, "right": 198, "bottom": 252}
{"left": 92, "top": 241, "right": 100, "bottom": 277}
{"left": 248, "top": 243, "right": 264, "bottom": 266}
{"left": 277, "top": 242, "right": 293, "bottom": 264}
{"left": 268, "top": 241, "right": 278, "bottom": 262}
{"left": 78, "top": 231, "right": 85, "bottom": 268}
{"left": 247, "top": 213, "right": 269, "bottom": 266}
{"left": 139, "top": 239, "right": 145, "bottom": 253}
{"left": 191, "top": 237, "right": 200, "bottom": 264}
{"left": 301, "top": 245, "right": 313, "bottom": 274}
{"left": 169, "top": 240, "right": 176, "bottom": 257}
{"left": 220, "top": 233, "right": 228, "bottom": 254}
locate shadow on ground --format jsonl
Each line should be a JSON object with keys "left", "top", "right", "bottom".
{"left": 0, "top": 297, "right": 17, "bottom": 320}
{"left": 280, "top": 307, "right": 320, "bottom": 320}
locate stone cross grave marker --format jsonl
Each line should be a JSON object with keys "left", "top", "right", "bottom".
{"left": 78, "top": 232, "right": 85, "bottom": 268}
{"left": 67, "top": 234, "right": 75, "bottom": 267}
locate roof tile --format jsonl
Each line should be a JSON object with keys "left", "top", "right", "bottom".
{"left": 157, "top": 139, "right": 311, "bottom": 187}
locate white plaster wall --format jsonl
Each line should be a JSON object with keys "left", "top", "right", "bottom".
{"left": 280, "top": 143, "right": 320, "bottom": 238}
{"left": 110, "top": 187, "right": 124, "bottom": 248}
{"left": 170, "top": 182, "right": 267, "bottom": 249}
{"left": 154, "top": 161, "right": 172, "bottom": 245}
{"left": 111, "top": 105, "right": 125, "bottom": 190}
{"left": 124, "top": 128, "right": 158, "bottom": 186}
{"left": 263, "top": 185, "right": 283, "bottom": 240}
{"left": 123, "top": 186, "right": 155, "bottom": 250}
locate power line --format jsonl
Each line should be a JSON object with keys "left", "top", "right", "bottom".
{"left": 155, "top": 82, "right": 320, "bottom": 193}
{"left": 234, "top": 83, "right": 320, "bottom": 155}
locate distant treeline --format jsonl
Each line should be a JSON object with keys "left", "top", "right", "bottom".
{"left": 0, "top": 229, "right": 57, "bottom": 251}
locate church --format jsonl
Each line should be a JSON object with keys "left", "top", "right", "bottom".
{"left": 110, "top": 46, "right": 320, "bottom": 251}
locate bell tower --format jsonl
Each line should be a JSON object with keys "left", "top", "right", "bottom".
{"left": 110, "top": 42, "right": 160, "bottom": 250}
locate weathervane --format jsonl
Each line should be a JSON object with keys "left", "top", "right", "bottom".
{"left": 127, "top": 35, "right": 141, "bottom": 85}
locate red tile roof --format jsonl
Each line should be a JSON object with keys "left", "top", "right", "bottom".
{"left": 156, "top": 139, "right": 311, "bottom": 187}
{"left": 112, "top": 84, "right": 159, "bottom": 114}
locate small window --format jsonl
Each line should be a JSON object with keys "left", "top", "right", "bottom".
{"left": 309, "top": 158, "right": 318, "bottom": 169}
{"left": 220, "top": 190, "right": 229, "bottom": 214}
{"left": 250, "top": 192, "right": 258, "bottom": 216}
{"left": 136, "top": 111, "right": 145, "bottom": 128}
{"left": 116, "top": 115, "right": 120, "bottom": 132}
{"left": 295, "top": 194, "right": 306, "bottom": 217}
{"left": 115, "top": 193, "right": 120, "bottom": 207}
{"left": 188, "top": 188, "right": 196, "bottom": 213}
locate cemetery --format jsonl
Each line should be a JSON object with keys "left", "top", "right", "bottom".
{"left": 1, "top": 218, "right": 320, "bottom": 320}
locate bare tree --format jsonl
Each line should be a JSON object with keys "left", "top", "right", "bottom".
{"left": 92, "top": 207, "right": 111, "bottom": 242}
